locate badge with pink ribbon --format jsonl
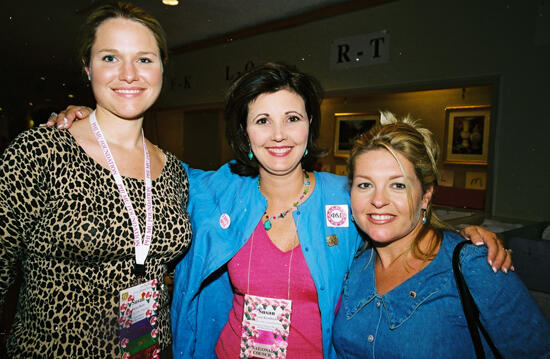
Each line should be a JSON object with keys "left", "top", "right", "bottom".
{"left": 240, "top": 294, "right": 292, "bottom": 359}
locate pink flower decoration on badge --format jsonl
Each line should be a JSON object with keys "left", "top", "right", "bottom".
{"left": 149, "top": 315, "right": 158, "bottom": 326}
{"left": 146, "top": 291, "right": 152, "bottom": 299}
{"left": 118, "top": 317, "right": 126, "bottom": 325}
{"left": 123, "top": 352, "right": 130, "bottom": 359}
{"left": 152, "top": 301, "right": 159, "bottom": 310}
{"left": 120, "top": 303, "right": 128, "bottom": 311}
{"left": 146, "top": 309, "right": 153, "bottom": 318}
{"left": 152, "top": 348, "right": 161, "bottom": 359}
{"left": 120, "top": 337, "right": 129, "bottom": 348}
{"left": 127, "top": 295, "right": 134, "bottom": 303}
{"left": 151, "top": 328, "right": 158, "bottom": 338}
{"left": 152, "top": 291, "right": 159, "bottom": 300}
{"left": 125, "top": 308, "right": 132, "bottom": 317}
{"left": 282, "top": 328, "right": 289, "bottom": 339}
{"left": 151, "top": 279, "right": 158, "bottom": 287}
{"left": 124, "top": 318, "right": 132, "bottom": 328}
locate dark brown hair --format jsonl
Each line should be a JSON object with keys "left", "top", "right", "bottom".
{"left": 224, "top": 62, "right": 324, "bottom": 177}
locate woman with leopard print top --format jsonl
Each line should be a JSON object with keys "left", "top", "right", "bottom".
{"left": 0, "top": 2, "right": 191, "bottom": 358}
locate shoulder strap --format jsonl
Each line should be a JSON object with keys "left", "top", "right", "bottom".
{"left": 452, "top": 240, "right": 504, "bottom": 359}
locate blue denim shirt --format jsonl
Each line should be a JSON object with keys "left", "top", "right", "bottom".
{"left": 333, "top": 231, "right": 550, "bottom": 358}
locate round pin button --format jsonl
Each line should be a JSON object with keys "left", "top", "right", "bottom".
{"left": 219, "top": 213, "right": 231, "bottom": 229}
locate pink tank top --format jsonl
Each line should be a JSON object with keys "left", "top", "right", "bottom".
{"left": 215, "top": 220, "right": 323, "bottom": 358}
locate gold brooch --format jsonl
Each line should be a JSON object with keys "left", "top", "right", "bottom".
{"left": 326, "top": 234, "right": 338, "bottom": 247}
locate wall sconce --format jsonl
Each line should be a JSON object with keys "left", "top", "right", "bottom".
{"left": 162, "top": 0, "right": 179, "bottom": 5}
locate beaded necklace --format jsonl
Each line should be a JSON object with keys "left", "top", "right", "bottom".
{"left": 258, "top": 172, "right": 311, "bottom": 231}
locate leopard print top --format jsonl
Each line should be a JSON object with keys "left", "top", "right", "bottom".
{"left": 0, "top": 126, "right": 192, "bottom": 358}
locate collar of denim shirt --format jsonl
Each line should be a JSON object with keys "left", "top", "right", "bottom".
{"left": 342, "top": 233, "right": 457, "bottom": 329}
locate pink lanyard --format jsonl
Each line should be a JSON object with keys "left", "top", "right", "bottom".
{"left": 89, "top": 111, "right": 153, "bottom": 267}
{"left": 246, "top": 229, "right": 296, "bottom": 299}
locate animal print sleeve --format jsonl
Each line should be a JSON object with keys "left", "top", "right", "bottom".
{"left": 0, "top": 129, "right": 49, "bottom": 311}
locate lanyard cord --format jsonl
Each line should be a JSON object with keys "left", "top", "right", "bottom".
{"left": 89, "top": 111, "right": 153, "bottom": 266}
{"left": 246, "top": 225, "right": 297, "bottom": 300}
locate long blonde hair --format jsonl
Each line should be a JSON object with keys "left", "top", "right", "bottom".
{"left": 348, "top": 111, "right": 453, "bottom": 260}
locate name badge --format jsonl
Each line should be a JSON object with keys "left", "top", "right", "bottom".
{"left": 119, "top": 279, "right": 160, "bottom": 359}
{"left": 240, "top": 294, "right": 292, "bottom": 358}
{"left": 325, "top": 204, "right": 349, "bottom": 228}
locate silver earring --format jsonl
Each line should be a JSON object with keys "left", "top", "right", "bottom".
{"left": 422, "top": 209, "right": 427, "bottom": 224}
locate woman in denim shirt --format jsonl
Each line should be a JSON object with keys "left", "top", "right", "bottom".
{"left": 333, "top": 112, "right": 550, "bottom": 358}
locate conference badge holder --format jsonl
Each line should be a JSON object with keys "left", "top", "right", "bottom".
{"left": 118, "top": 279, "right": 161, "bottom": 359}
{"left": 240, "top": 294, "right": 292, "bottom": 359}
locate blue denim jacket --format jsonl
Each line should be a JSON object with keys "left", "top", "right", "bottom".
{"left": 171, "top": 163, "right": 361, "bottom": 358}
{"left": 333, "top": 231, "right": 550, "bottom": 358}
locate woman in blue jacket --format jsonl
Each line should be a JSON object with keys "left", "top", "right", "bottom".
{"left": 49, "top": 63, "right": 511, "bottom": 358}
{"left": 332, "top": 112, "right": 550, "bottom": 358}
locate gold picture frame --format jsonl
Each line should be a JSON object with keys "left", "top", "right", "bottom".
{"left": 444, "top": 106, "right": 491, "bottom": 165}
{"left": 334, "top": 112, "right": 379, "bottom": 157}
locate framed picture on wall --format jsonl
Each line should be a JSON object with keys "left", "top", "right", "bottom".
{"left": 444, "top": 105, "right": 491, "bottom": 165}
{"left": 334, "top": 112, "right": 380, "bottom": 157}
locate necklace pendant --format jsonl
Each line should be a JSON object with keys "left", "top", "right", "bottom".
{"left": 264, "top": 220, "right": 272, "bottom": 231}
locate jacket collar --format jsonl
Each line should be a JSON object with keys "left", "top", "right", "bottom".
{"left": 342, "top": 237, "right": 454, "bottom": 329}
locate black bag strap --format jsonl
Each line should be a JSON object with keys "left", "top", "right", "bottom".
{"left": 452, "top": 240, "right": 504, "bottom": 359}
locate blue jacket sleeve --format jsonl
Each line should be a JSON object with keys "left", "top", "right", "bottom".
{"left": 171, "top": 162, "right": 247, "bottom": 358}
{"left": 460, "top": 244, "right": 550, "bottom": 358}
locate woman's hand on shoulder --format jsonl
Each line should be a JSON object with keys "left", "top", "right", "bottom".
{"left": 459, "top": 225, "right": 513, "bottom": 273}
{"left": 41, "top": 106, "right": 92, "bottom": 129}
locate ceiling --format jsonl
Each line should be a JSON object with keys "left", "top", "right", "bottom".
{"left": 0, "top": 0, "right": 358, "bottom": 123}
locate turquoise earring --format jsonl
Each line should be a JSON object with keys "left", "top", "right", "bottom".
{"left": 248, "top": 151, "right": 253, "bottom": 160}
{"left": 304, "top": 149, "right": 309, "bottom": 157}
{"left": 422, "top": 209, "right": 427, "bottom": 224}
